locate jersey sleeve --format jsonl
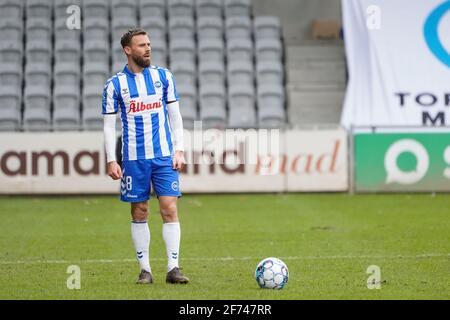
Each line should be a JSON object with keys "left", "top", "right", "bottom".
{"left": 165, "top": 70, "right": 179, "bottom": 104}
{"left": 101, "top": 79, "right": 119, "bottom": 114}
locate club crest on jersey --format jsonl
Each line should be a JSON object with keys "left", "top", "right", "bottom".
{"left": 154, "top": 81, "right": 162, "bottom": 88}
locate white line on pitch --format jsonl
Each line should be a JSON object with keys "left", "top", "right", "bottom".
{"left": 0, "top": 253, "right": 448, "bottom": 265}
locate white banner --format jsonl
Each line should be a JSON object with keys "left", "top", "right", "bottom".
{"left": 0, "top": 130, "right": 348, "bottom": 194}
{"left": 341, "top": 0, "right": 450, "bottom": 128}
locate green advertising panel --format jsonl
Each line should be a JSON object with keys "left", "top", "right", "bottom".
{"left": 355, "top": 132, "right": 450, "bottom": 192}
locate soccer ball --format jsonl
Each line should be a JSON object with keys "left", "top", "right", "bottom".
{"left": 255, "top": 257, "right": 289, "bottom": 289}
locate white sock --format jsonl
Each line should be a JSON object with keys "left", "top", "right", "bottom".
{"left": 162, "top": 222, "right": 181, "bottom": 272}
{"left": 131, "top": 221, "right": 151, "bottom": 273}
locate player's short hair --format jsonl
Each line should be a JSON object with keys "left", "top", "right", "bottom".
{"left": 120, "top": 28, "right": 148, "bottom": 48}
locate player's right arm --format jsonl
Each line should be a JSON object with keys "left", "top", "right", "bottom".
{"left": 102, "top": 79, "right": 122, "bottom": 180}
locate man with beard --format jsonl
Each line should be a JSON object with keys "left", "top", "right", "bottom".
{"left": 102, "top": 29, "right": 189, "bottom": 285}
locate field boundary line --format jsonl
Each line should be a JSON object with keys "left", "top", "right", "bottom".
{"left": 0, "top": 253, "right": 448, "bottom": 265}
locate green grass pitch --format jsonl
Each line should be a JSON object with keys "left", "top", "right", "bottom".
{"left": 0, "top": 194, "right": 449, "bottom": 300}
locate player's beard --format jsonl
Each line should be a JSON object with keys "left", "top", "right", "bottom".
{"left": 132, "top": 54, "right": 151, "bottom": 68}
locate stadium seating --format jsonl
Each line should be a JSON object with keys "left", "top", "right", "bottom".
{"left": 139, "top": 0, "right": 166, "bottom": 19}
{"left": 26, "top": 0, "right": 53, "bottom": 20}
{"left": 224, "top": 0, "right": 251, "bottom": 17}
{"left": 0, "top": 86, "right": 21, "bottom": 131}
{"left": 26, "top": 18, "right": 52, "bottom": 43}
{"left": 0, "top": 63, "right": 22, "bottom": 88}
{"left": 171, "top": 61, "right": 197, "bottom": 86}
{"left": 4, "top": 0, "right": 300, "bottom": 131}
{"left": 25, "top": 63, "right": 52, "bottom": 87}
{"left": 168, "top": 16, "right": 195, "bottom": 41}
{"left": 140, "top": 16, "right": 166, "bottom": 41}
{"left": 168, "top": 0, "right": 194, "bottom": 19}
{"left": 225, "top": 16, "right": 252, "bottom": 40}
{"left": 0, "top": 19, "right": 23, "bottom": 43}
{"left": 196, "top": 0, "right": 223, "bottom": 17}
{"left": 254, "top": 16, "right": 281, "bottom": 40}
{"left": 83, "top": 18, "right": 109, "bottom": 41}
{"left": 196, "top": 16, "right": 223, "bottom": 40}
{"left": 54, "top": 0, "right": 80, "bottom": 18}
{"left": 169, "top": 38, "right": 196, "bottom": 66}
{"left": 199, "top": 61, "right": 225, "bottom": 87}
{"left": 227, "top": 61, "right": 254, "bottom": 86}
{"left": 83, "top": 0, "right": 109, "bottom": 20}
{"left": 226, "top": 38, "right": 253, "bottom": 64}
{"left": 199, "top": 84, "right": 227, "bottom": 129}
{"left": 53, "top": 85, "right": 80, "bottom": 131}
{"left": 228, "top": 84, "right": 256, "bottom": 128}
{"left": 177, "top": 83, "right": 198, "bottom": 130}
{"left": 0, "top": 0, "right": 23, "bottom": 19}
{"left": 0, "top": 41, "right": 22, "bottom": 65}
{"left": 198, "top": 38, "right": 224, "bottom": 63}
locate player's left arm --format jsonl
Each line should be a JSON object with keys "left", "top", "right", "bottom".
{"left": 166, "top": 70, "right": 185, "bottom": 171}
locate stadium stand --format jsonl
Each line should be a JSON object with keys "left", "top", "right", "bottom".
{"left": 0, "top": 0, "right": 348, "bottom": 131}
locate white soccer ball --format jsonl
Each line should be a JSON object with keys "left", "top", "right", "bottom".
{"left": 255, "top": 257, "right": 289, "bottom": 289}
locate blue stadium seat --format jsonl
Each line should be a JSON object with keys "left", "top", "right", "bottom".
{"left": 226, "top": 38, "right": 253, "bottom": 64}
{"left": 177, "top": 83, "right": 198, "bottom": 130}
{"left": 53, "top": 84, "right": 80, "bottom": 131}
{"left": 83, "top": 0, "right": 109, "bottom": 20}
{"left": 0, "top": 18, "right": 23, "bottom": 43}
{"left": 54, "top": 62, "right": 81, "bottom": 87}
{"left": 197, "top": 16, "right": 223, "bottom": 40}
{"left": 169, "top": 38, "right": 196, "bottom": 66}
{"left": 198, "top": 38, "right": 224, "bottom": 63}
{"left": 168, "top": 0, "right": 194, "bottom": 19}
{"left": 26, "top": 0, "right": 53, "bottom": 20}
{"left": 0, "top": 0, "right": 24, "bottom": 19}
{"left": 227, "top": 60, "right": 254, "bottom": 86}
{"left": 111, "top": 0, "right": 137, "bottom": 21}
{"left": 225, "top": 16, "right": 252, "bottom": 40}
{"left": 83, "top": 17, "right": 109, "bottom": 42}
{"left": 256, "top": 60, "right": 284, "bottom": 86}
{"left": 0, "top": 41, "right": 23, "bottom": 65}
{"left": 196, "top": 0, "right": 223, "bottom": 18}
{"left": 25, "top": 63, "right": 52, "bottom": 87}
{"left": 224, "top": 0, "right": 251, "bottom": 17}
{"left": 255, "top": 38, "right": 282, "bottom": 62}
{"left": 171, "top": 61, "right": 196, "bottom": 87}
{"left": 54, "top": 40, "right": 80, "bottom": 64}
{"left": 139, "top": 0, "right": 166, "bottom": 19}
{"left": 26, "top": 17, "right": 52, "bottom": 43}
{"left": 0, "top": 63, "right": 22, "bottom": 88}
{"left": 198, "top": 61, "right": 225, "bottom": 87}
{"left": 169, "top": 16, "right": 195, "bottom": 41}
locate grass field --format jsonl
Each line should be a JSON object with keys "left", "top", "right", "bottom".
{"left": 0, "top": 194, "right": 449, "bottom": 300}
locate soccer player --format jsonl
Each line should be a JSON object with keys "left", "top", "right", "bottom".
{"left": 102, "top": 28, "right": 189, "bottom": 284}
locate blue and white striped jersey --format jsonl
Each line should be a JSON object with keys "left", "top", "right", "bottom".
{"left": 102, "top": 65, "right": 179, "bottom": 161}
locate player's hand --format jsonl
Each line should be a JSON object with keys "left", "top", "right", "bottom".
{"left": 172, "top": 151, "right": 185, "bottom": 171}
{"left": 107, "top": 161, "right": 122, "bottom": 180}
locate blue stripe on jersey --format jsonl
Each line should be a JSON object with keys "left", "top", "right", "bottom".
{"left": 112, "top": 76, "right": 129, "bottom": 161}
{"left": 162, "top": 100, "right": 173, "bottom": 153}
{"left": 157, "top": 70, "right": 174, "bottom": 154}
{"left": 143, "top": 69, "right": 156, "bottom": 95}
{"left": 157, "top": 68, "right": 168, "bottom": 103}
{"left": 126, "top": 74, "right": 139, "bottom": 98}
{"left": 151, "top": 113, "right": 162, "bottom": 158}
{"left": 101, "top": 80, "right": 109, "bottom": 114}
{"left": 111, "top": 77, "right": 122, "bottom": 112}
{"left": 134, "top": 116, "right": 146, "bottom": 159}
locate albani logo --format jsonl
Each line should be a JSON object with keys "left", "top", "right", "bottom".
{"left": 424, "top": 0, "right": 450, "bottom": 68}
{"left": 127, "top": 100, "right": 161, "bottom": 114}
